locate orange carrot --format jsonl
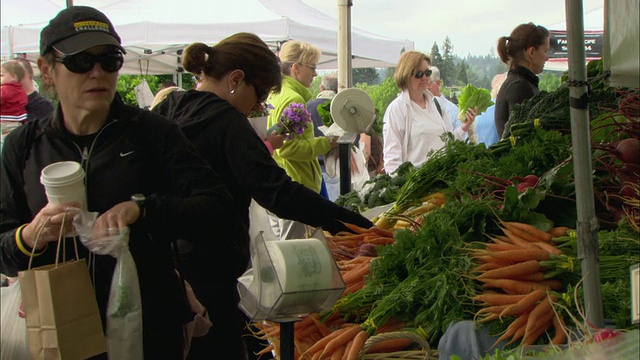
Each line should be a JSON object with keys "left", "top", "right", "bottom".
{"left": 295, "top": 313, "right": 320, "bottom": 331}
{"left": 343, "top": 279, "right": 365, "bottom": 296}
{"left": 476, "top": 305, "right": 510, "bottom": 316}
{"left": 345, "top": 330, "right": 369, "bottom": 360}
{"left": 530, "top": 241, "right": 564, "bottom": 255}
{"left": 477, "top": 313, "right": 501, "bottom": 323}
{"left": 481, "top": 279, "right": 550, "bottom": 295}
{"left": 364, "top": 237, "right": 395, "bottom": 245}
{"left": 310, "top": 313, "right": 332, "bottom": 338}
{"left": 341, "top": 261, "right": 371, "bottom": 284}
{"left": 472, "top": 262, "right": 504, "bottom": 272}
{"left": 514, "top": 272, "right": 545, "bottom": 282}
{"left": 488, "top": 248, "right": 550, "bottom": 262}
{"left": 330, "top": 345, "right": 346, "bottom": 360}
{"left": 296, "top": 324, "right": 321, "bottom": 344}
{"left": 304, "top": 327, "right": 349, "bottom": 357}
{"left": 504, "top": 321, "right": 527, "bottom": 347}
{"left": 366, "top": 338, "right": 414, "bottom": 353}
{"left": 340, "top": 221, "right": 371, "bottom": 234}
{"left": 483, "top": 242, "right": 525, "bottom": 252}
{"left": 506, "top": 221, "right": 553, "bottom": 242}
{"left": 490, "top": 312, "right": 529, "bottom": 349}
{"left": 522, "top": 319, "right": 552, "bottom": 346}
{"left": 368, "top": 226, "right": 394, "bottom": 238}
{"left": 525, "top": 294, "right": 557, "bottom": 335}
{"left": 477, "top": 259, "right": 541, "bottom": 280}
{"left": 341, "top": 341, "right": 353, "bottom": 360}
{"left": 538, "top": 279, "right": 563, "bottom": 291}
{"left": 472, "top": 293, "right": 527, "bottom": 306}
{"left": 320, "top": 324, "right": 363, "bottom": 358}
{"left": 551, "top": 315, "right": 567, "bottom": 345}
{"left": 547, "top": 226, "right": 571, "bottom": 238}
{"left": 500, "top": 289, "right": 547, "bottom": 318}
{"left": 501, "top": 229, "right": 538, "bottom": 249}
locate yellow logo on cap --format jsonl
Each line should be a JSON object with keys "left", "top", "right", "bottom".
{"left": 73, "top": 21, "right": 109, "bottom": 32}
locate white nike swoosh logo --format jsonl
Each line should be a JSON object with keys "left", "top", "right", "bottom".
{"left": 120, "top": 151, "right": 135, "bottom": 157}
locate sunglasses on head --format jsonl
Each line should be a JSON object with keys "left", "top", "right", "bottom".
{"left": 55, "top": 51, "right": 124, "bottom": 74}
{"left": 254, "top": 84, "right": 269, "bottom": 103}
{"left": 414, "top": 69, "right": 432, "bottom": 79}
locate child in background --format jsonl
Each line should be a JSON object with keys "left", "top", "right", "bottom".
{"left": 1, "top": 61, "right": 28, "bottom": 153}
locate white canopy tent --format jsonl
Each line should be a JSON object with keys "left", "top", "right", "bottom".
{"left": 1, "top": 0, "right": 414, "bottom": 75}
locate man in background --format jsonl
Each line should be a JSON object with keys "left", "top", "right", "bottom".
{"left": 427, "top": 66, "right": 462, "bottom": 130}
{"left": 307, "top": 74, "right": 340, "bottom": 201}
{"left": 14, "top": 58, "right": 53, "bottom": 121}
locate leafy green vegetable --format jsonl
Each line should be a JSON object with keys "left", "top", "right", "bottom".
{"left": 456, "top": 84, "right": 494, "bottom": 121}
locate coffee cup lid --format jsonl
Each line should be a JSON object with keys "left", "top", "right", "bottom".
{"left": 40, "top": 161, "right": 85, "bottom": 186}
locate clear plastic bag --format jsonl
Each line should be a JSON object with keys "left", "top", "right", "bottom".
{"left": 1, "top": 279, "right": 29, "bottom": 360}
{"left": 73, "top": 211, "right": 143, "bottom": 360}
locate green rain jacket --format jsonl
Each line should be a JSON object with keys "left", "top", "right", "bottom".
{"left": 267, "top": 75, "right": 331, "bottom": 192}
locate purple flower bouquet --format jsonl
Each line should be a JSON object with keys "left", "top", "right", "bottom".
{"left": 268, "top": 102, "right": 312, "bottom": 140}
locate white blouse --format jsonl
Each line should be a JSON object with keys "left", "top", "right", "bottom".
{"left": 382, "top": 89, "right": 468, "bottom": 173}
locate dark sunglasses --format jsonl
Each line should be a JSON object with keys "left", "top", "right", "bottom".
{"left": 414, "top": 69, "right": 432, "bottom": 79}
{"left": 55, "top": 51, "right": 124, "bottom": 74}
{"left": 254, "top": 85, "right": 269, "bottom": 103}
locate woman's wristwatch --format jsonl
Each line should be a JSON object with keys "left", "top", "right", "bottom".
{"left": 131, "top": 193, "right": 146, "bottom": 219}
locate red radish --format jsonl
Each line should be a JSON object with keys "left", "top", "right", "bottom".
{"left": 523, "top": 174, "right": 539, "bottom": 185}
{"left": 516, "top": 182, "right": 533, "bottom": 193}
{"left": 597, "top": 138, "right": 640, "bottom": 164}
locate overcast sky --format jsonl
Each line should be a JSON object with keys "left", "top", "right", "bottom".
{"left": 302, "top": 0, "right": 604, "bottom": 57}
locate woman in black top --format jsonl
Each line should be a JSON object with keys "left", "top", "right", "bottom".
{"left": 153, "top": 32, "right": 373, "bottom": 359}
{"left": 494, "top": 23, "right": 551, "bottom": 138}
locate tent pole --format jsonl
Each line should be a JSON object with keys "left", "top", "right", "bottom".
{"left": 565, "top": 0, "right": 604, "bottom": 328}
{"left": 337, "top": 0, "right": 353, "bottom": 91}
{"left": 66, "top": 0, "right": 73, "bottom": 7}
{"left": 337, "top": 0, "right": 354, "bottom": 195}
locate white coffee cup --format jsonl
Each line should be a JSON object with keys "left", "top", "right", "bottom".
{"left": 40, "top": 161, "right": 87, "bottom": 210}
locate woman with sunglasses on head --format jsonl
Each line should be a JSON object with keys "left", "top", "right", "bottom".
{"left": 266, "top": 41, "right": 339, "bottom": 240}
{"left": 495, "top": 23, "right": 550, "bottom": 139}
{"left": 382, "top": 51, "right": 477, "bottom": 173}
{"left": 0, "top": 6, "right": 239, "bottom": 359}
{"left": 152, "top": 33, "right": 373, "bottom": 359}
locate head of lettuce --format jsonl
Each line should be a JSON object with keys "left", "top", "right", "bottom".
{"left": 457, "top": 84, "right": 494, "bottom": 121}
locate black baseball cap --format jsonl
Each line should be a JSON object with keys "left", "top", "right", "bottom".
{"left": 40, "top": 6, "right": 126, "bottom": 56}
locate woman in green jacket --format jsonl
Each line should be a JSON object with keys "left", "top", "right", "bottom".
{"left": 267, "top": 41, "right": 337, "bottom": 239}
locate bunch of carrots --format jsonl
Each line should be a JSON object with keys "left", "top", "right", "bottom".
{"left": 326, "top": 223, "right": 395, "bottom": 262}
{"left": 248, "top": 223, "right": 416, "bottom": 359}
{"left": 470, "top": 219, "right": 573, "bottom": 348}
{"left": 250, "top": 314, "right": 414, "bottom": 359}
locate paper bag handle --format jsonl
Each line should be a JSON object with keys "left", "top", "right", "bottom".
{"left": 27, "top": 212, "right": 80, "bottom": 270}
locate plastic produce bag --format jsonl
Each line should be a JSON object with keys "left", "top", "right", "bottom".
{"left": 324, "top": 145, "right": 370, "bottom": 190}
{"left": 74, "top": 211, "right": 143, "bottom": 360}
{"left": 1, "top": 279, "right": 29, "bottom": 360}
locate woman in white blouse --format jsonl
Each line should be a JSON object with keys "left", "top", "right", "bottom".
{"left": 382, "top": 51, "right": 477, "bottom": 173}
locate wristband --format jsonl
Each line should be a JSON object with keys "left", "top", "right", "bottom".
{"left": 15, "top": 224, "right": 47, "bottom": 257}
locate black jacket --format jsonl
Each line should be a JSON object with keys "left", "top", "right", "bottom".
{"left": 0, "top": 95, "right": 236, "bottom": 358}
{"left": 494, "top": 65, "right": 540, "bottom": 138}
{"left": 154, "top": 90, "right": 373, "bottom": 272}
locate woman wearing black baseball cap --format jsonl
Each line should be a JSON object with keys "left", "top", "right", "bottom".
{"left": 0, "top": 6, "right": 241, "bottom": 359}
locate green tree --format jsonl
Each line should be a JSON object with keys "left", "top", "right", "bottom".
{"left": 456, "top": 59, "right": 469, "bottom": 85}
{"left": 116, "top": 73, "right": 196, "bottom": 107}
{"left": 353, "top": 68, "right": 379, "bottom": 85}
{"left": 356, "top": 76, "right": 399, "bottom": 122}
{"left": 441, "top": 37, "right": 456, "bottom": 86}
{"left": 430, "top": 42, "right": 444, "bottom": 70}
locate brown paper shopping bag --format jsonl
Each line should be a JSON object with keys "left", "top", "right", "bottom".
{"left": 18, "top": 216, "right": 107, "bottom": 360}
